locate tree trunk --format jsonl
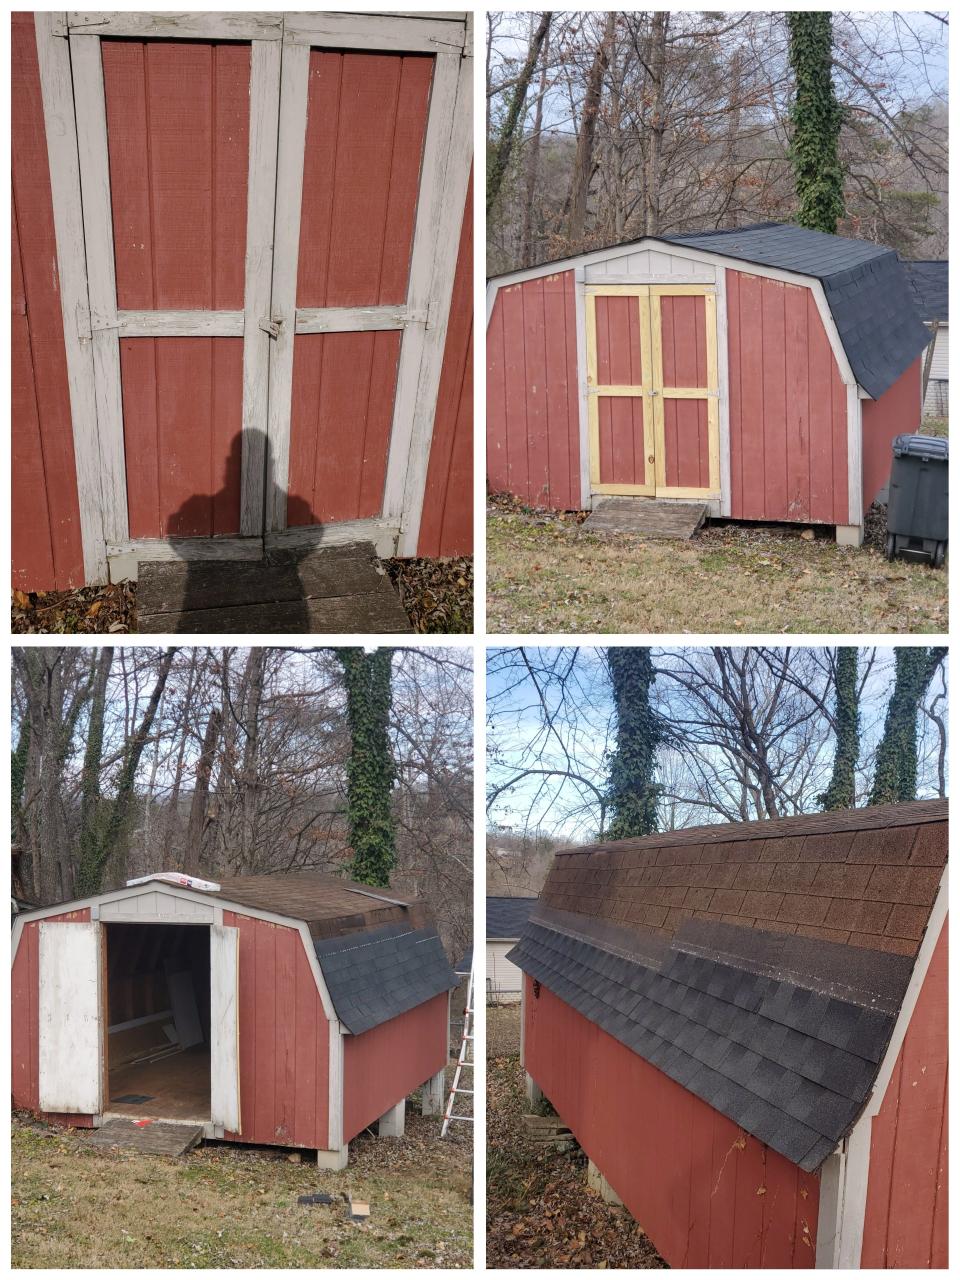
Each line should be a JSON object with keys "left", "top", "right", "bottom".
{"left": 820, "top": 648, "right": 860, "bottom": 810}
{"left": 787, "top": 12, "right": 845, "bottom": 233}
{"left": 870, "top": 648, "right": 946, "bottom": 805}
{"left": 520, "top": 22, "right": 549, "bottom": 266}
{"left": 605, "top": 648, "right": 661, "bottom": 838}
{"left": 336, "top": 648, "right": 397, "bottom": 887}
{"left": 75, "top": 648, "right": 114, "bottom": 893}
{"left": 641, "top": 12, "right": 669, "bottom": 237}
{"left": 567, "top": 12, "right": 615, "bottom": 243}
{"left": 184, "top": 708, "right": 222, "bottom": 874}
{"left": 487, "top": 12, "right": 552, "bottom": 216}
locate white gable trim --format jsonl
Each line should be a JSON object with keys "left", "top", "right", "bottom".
{"left": 488, "top": 238, "right": 858, "bottom": 392}
{"left": 817, "top": 868, "right": 948, "bottom": 1268}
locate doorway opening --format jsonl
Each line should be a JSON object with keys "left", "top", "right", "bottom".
{"left": 104, "top": 923, "right": 211, "bottom": 1122}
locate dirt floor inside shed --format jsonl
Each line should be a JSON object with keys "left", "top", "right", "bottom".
{"left": 486, "top": 1005, "right": 665, "bottom": 1270}
{"left": 12, "top": 1081, "right": 472, "bottom": 1269}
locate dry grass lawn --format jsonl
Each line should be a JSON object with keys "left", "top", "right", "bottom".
{"left": 487, "top": 516, "right": 947, "bottom": 635}
{"left": 12, "top": 1102, "right": 472, "bottom": 1269}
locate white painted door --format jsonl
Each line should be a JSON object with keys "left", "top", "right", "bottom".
{"left": 210, "top": 924, "right": 241, "bottom": 1133}
{"left": 38, "top": 922, "right": 102, "bottom": 1114}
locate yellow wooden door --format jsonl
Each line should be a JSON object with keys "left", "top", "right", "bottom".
{"left": 585, "top": 286, "right": 655, "bottom": 495}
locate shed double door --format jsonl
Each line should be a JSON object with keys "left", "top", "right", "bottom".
{"left": 586, "top": 285, "right": 720, "bottom": 499}
{"left": 64, "top": 12, "right": 469, "bottom": 570}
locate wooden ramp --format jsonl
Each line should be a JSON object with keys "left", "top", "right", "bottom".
{"left": 581, "top": 498, "right": 707, "bottom": 540}
{"left": 86, "top": 1119, "right": 203, "bottom": 1158}
{"left": 136, "top": 543, "right": 412, "bottom": 634}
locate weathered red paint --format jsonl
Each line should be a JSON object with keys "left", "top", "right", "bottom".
{"left": 726, "top": 269, "right": 848, "bottom": 524}
{"left": 487, "top": 272, "right": 581, "bottom": 509}
{"left": 222, "top": 911, "right": 329, "bottom": 1150}
{"left": 418, "top": 171, "right": 473, "bottom": 557}
{"left": 11, "top": 12, "right": 85, "bottom": 591}
{"left": 11, "top": 908, "right": 93, "bottom": 1125}
{"left": 861, "top": 921, "right": 947, "bottom": 1268}
{"left": 861, "top": 357, "right": 922, "bottom": 513}
{"left": 343, "top": 990, "right": 448, "bottom": 1142}
{"left": 524, "top": 977, "right": 819, "bottom": 1268}
{"left": 659, "top": 294, "right": 709, "bottom": 489}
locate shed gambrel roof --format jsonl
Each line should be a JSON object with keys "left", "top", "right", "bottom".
{"left": 900, "top": 259, "right": 948, "bottom": 324}
{"left": 487, "top": 895, "right": 537, "bottom": 939}
{"left": 509, "top": 800, "right": 946, "bottom": 1173}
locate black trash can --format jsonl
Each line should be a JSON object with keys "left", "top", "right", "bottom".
{"left": 885, "top": 434, "right": 948, "bottom": 567}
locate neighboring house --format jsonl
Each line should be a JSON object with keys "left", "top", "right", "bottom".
{"left": 487, "top": 896, "right": 536, "bottom": 1003}
{"left": 12, "top": 871, "right": 456, "bottom": 1167}
{"left": 488, "top": 222, "right": 930, "bottom": 545}
{"left": 901, "top": 260, "right": 949, "bottom": 417}
{"left": 511, "top": 801, "right": 947, "bottom": 1268}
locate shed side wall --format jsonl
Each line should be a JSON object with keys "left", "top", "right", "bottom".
{"left": 11, "top": 13, "right": 85, "bottom": 592}
{"left": 222, "top": 911, "right": 329, "bottom": 1150}
{"left": 342, "top": 990, "right": 448, "bottom": 1142}
{"left": 487, "top": 273, "right": 581, "bottom": 510}
{"left": 726, "top": 269, "right": 848, "bottom": 524}
{"left": 417, "top": 171, "right": 473, "bottom": 556}
{"left": 11, "top": 909, "right": 94, "bottom": 1126}
{"left": 524, "top": 976, "right": 819, "bottom": 1268}
{"left": 860, "top": 920, "right": 947, "bottom": 1267}
{"left": 860, "top": 357, "right": 923, "bottom": 513}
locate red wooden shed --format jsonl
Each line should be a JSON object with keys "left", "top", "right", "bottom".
{"left": 487, "top": 223, "right": 929, "bottom": 545}
{"left": 13, "top": 10, "right": 473, "bottom": 592}
{"left": 12, "top": 871, "right": 456, "bottom": 1168}
{"left": 510, "top": 800, "right": 947, "bottom": 1268}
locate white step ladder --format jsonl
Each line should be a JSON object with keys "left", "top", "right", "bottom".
{"left": 441, "top": 964, "right": 474, "bottom": 1138}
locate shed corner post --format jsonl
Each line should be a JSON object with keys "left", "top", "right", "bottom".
{"left": 814, "top": 1146, "right": 846, "bottom": 1268}
{"left": 573, "top": 264, "right": 593, "bottom": 511}
{"left": 841, "top": 380, "right": 864, "bottom": 545}
{"left": 316, "top": 1144, "right": 348, "bottom": 1171}
{"left": 421, "top": 1068, "right": 446, "bottom": 1116}
{"left": 377, "top": 1098, "right": 406, "bottom": 1138}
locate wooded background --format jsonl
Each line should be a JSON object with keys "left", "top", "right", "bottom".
{"left": 487, "top": 646, "right": 947, "bottom": 891}
{"left": 487, "top": 10, "right": 948, "bottom": 274}
{"left": 12, "top": 646, "right": 472, "bottom": 959}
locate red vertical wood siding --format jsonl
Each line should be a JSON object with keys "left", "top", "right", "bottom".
{"left": 11, "top": 13, "right": 85, "bottom": 591}
{"left": 524, "top": 977, "right": 819, "bottom": 1268}
{"left": 342, "top": 991, "right": 448, "bottom": 1143}
{"left": 726, "top": 269, "right": 848, "bottom": 524}
{"left": 861, "top": 921, "right": 947, "bottom": 1268}
{"left": 222, "top": 912, "right": 330, "bottom": 1150}
{"left": 487, "top": 273, "right": 581, "bottom": 509}
{"left": 101, "top": 39, "right": 250, "bottom": 537}
{"left": 11, "top": 909, "right": 94, "bottom": 1126}
{"left": 659, "top": 295, "right": 709, "bottom": 489}
{"left": 418, "top": 173, "right": 473, "bottom": 557}
{"left": 860, "top": 357, "right": 922, "bottom": 513}
{"left": 286, "top": 51, "right": 432, "bottom": 526}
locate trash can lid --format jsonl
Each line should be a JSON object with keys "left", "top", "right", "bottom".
{"left": 893, "top": 433, "right": 948, "bottom": 461}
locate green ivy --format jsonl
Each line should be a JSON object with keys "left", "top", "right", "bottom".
{"left": 820, "top": 648, "right": 859, "bottom": 811}
{"left": 11, "top": 719, "right": 29, "bottom": 840}
{"left": 336, "top": 649, "right": 397, "bottom": 888}
{"left": 871, "top": 648, "right": 946, "bottom": 806}
{"left": 787, "top": 12, "right": 845, "bottom": 234}
{"left": 605, "top": 648, "right": 661, "bottom": 839}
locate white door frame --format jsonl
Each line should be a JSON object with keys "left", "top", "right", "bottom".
{"left": 36, "top": 12, "right": 471, "bottom": 581}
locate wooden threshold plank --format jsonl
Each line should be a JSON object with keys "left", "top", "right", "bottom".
{"left": 137, "top": 594, "right": 411, "bottom": 635}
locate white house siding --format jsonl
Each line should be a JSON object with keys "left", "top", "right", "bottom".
{"left": 486, "top": 940, "right": 524, "bottom": 1003}
{"left": 922, "top": 325, "right": 948, "bottom": 417}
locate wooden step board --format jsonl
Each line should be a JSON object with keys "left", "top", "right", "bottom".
{"left": 136, "top": 543, "right": 411, "bottom": 633}
{"left": 86, "top": 1118, "right": 203, "bottom": 1158}
{"left": 581, "top": 498, "right": 708, "bottom": 540}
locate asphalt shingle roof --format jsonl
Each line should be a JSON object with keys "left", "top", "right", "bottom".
{"left": 900, "top": 259, "right": 948, "bottom": 324}
{"left": 314, "top": 921, "right": 457, "bottom": 1035}
{"left": 487, "top": 896, "right": 537, "bottom": 939}
{"left": 660, "top": 224, "right": 930, "bottom": 399}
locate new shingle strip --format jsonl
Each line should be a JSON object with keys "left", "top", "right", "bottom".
{"left": 315, "top": 921, "right": 457, "bottom": 1035}
{"left": 510, "top": 914, "right": 911, "bottom": 1172}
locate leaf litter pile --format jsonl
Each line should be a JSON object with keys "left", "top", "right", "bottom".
{"left": 487, "top": 1006, "right": 665, "bottom": 1270}
{"left": 385, "top": 556, "right": 473, "bottom": 633}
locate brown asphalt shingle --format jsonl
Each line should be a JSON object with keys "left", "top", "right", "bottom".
{"left": 541, "top": 800, "right": 946, "bottom": 958}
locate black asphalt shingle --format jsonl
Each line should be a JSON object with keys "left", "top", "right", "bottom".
{"left": 509, "top": 912, "right": 911, "bottom": 1172}
{"left": 487, "top": 896, "right": 537, "bottom": 939}
{"left": 901, "top": 260, "right": 948, "bottom": 323}
{"left": 315, "top": 921, "right": 456, "bottom": 1035}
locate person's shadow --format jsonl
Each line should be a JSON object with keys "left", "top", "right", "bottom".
{"left": 162, "top": 429, "right": 321, "bottom": 633}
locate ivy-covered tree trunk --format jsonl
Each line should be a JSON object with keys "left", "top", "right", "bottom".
{"left": 820, "top": 648, "right": 860, "bottom": 810}
{"left": 11, "top": 718, "right": 30, "bottom": 840}
{"left": 336, "top": 649, "right": 397, "bottom": 887}
{"left": 75, "top": 647, "right": 113, "bottom": 894}
{"left": 787, "top": 12, "right": 845, "bottom": 233}
{"left": 605, "top": 648, "right": 661, "bottom": 839}
{"left": 487, "top": 12, "right": 552, "bottom": 215}
{"left": 870, "top": 647, "right": 946, "bottom": 805}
